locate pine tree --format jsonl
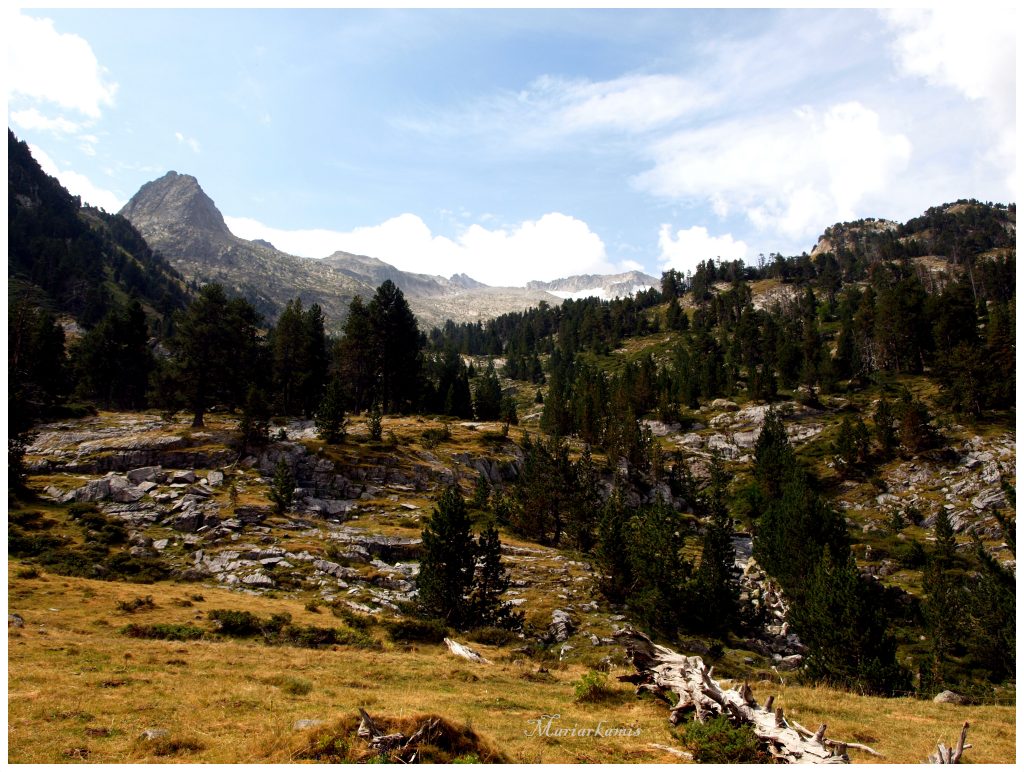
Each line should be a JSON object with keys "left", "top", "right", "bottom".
{"left": 72, "top": 300, "right": 153, "bottom": 410}
{"left": 625, "top": 499, "right": 693, "bottom": 636}
{"left": 595, "top": 490, "right": 632, "bottom": 603}
{"left": 468, "top": 524, "right": 524, "bottom": 630}
{"left": 753, "top": 407, "right": 795, "bottom": 499}
{"left": 831, "top": 415, "right": 871, "bottom": 478}
{"left": 368, "top": 280, "right": 422, "bottom": 413}
{"left": 919, "top": 510, "right": 965, "bottom": 686}
{"left": 169, "top": 284, "right": 260, "bottom": 427}
{"left": 473, "top": 360, "right": 503, "bottom": 420}
{"left": 417, "top": 485, "right": 476, "bottom": 627}
{"left": 315, "top": 377, "right": 348, "bottom": 444}
{"left": 335, "top": 295, "right": 375, "bottom": 413}
{"left": 753, "top": 471, "right": 849, "bottom": 599}
{"left": 269, "top": 458, "right": 295, "bottom": 514}
{"left": 239, "top": 386, "right": 271, "bottom": 452}
{"left": 872, "top": 397, "right": 897, "bottom": 459}
{"left": 692, "top": 458, "right": 740, "bottom": 636}
{"left": 367, "top": 404, "right": 383, "bottom": 442}
{"left": 470, "top": 472, "right": 490, "bottom": 510}
{"left": 790, "top": 547, "right": 909, "bottom": 695}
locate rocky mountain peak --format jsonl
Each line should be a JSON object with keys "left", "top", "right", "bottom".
{"left": 120, "top": 170, "right": 229, "bottom": 236}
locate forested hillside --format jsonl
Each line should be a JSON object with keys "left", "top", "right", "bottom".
{"left": 7, "top": 132, "right": 1015, "bottom": 762}
{"left": 8, "top": 130, "right": 189, "bottom": 431}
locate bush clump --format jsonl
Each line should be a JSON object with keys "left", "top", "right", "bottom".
{"left": 121, "top": 623, "right": 205, "bottom": 641}
{"left": 678, "top": 715, "right": 771, "bottom": 763}
{"left": 572, "top": 669, "right": 617, "bottom": 703}
{"left": 385, "top": 618, "right": 448, "bottom": 644}
{"left": 117, "top": 596, "right": 156, "bottom": 613}
{"left": 208, "top": 608, "right": 379, "bottom": 650}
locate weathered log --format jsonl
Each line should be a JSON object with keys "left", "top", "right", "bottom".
{"left": 443, "top": 637, "right": 491, "bottom": 664}
{"left": 356, "top": 709, "right": 444, "bottom": 762}
{"left": 614, "top": 626, "right": 881, "bottom": 764}
{"left": 928, "top": 722, "right": 971, "bottom": 764}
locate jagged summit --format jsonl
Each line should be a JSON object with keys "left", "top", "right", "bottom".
{"left": 120, "top": 170, "right": 230, "bottom": 237}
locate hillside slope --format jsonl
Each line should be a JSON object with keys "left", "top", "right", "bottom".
{"left": 8, "top": 130, "right": 188, "bottom": 327}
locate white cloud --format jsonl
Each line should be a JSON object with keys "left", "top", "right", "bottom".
{"left": 636, "top": 101, "right": 912, "bottom": 244}
{"left": 10, "top": 107, "right": 82, "bottom": 134}
{"left": 534, "top": 73, "right": 709, "bottom": 135}
{"left": 404, "top": 72, "right": 709, "bottom": 147}
{"left": 225, "top": 212, "right": 618, "bottom": 287}
{"left": 175, "top": 132, "right": 201, "bottom": 153}
{"left": 8, "top": 12, "right": 117, "bottom": 118}
{"left": 29, "top": 144, "right": 125, "bottom": 212}
{"left": 884, "top": 8, "right": 1014, "bottom": 106}
{"left": 658, "top": 225, "right": 749, "bottom": 277}
{"left": 884, "top": 8, "right": 1015, "bottom": 197}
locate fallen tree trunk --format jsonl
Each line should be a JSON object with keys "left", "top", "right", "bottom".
{"left": 928, "top": 722, "right": 971, "bottom": 764}
{"left": 614, "top": 627, "right": 880, "bottom": 764}
{"left": 443, "top": 637, "right": 491, "bottom": 664}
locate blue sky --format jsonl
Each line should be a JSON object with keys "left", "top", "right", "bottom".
{"left": 7, "top": 6, "right": 1016, "bottom": 286}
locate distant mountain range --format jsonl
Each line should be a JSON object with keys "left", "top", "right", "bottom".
{"left": 527, "top": 271, "right": 658, "bottom": 300}
{"left": 119, "top": 171, "right": 652, "bottom": 330}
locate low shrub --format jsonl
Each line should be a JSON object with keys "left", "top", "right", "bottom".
{"left": 421, "top": 425, "right": 451, "bottom": 449}
{"left": 385, "top": 618, "right": 447, "bottom": 644}
{"left": 121, "top": 623, "right": 205, "bottom": 641}
{"left": 208, "top": 609, "right": 266, "bottom": 636}
{"left": 573, "top": 669, "right": 617, "bottom": 703}
{"left": 117, "top": 596, "right": 156, "bottom": 613}
{"left": 678, "top": 715, "right": 771, "bottom": 763}
{"left": 209, "top": 608, "right": 379, "bottom": 649}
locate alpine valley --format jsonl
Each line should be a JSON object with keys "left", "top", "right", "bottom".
{"left": 7, "top": 126, "right": 1016, "bottom": 766}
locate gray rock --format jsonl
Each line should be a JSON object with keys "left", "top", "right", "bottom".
{"left": 8, "top": 613, "right": 25, "bottom": 628}
{"left": 113, "top": 485, "right": 146, "bottom": 503}
{"left": 933, "top": 690, "right": 968, "bottom": 705}
{"left": 127, "top": 466, "right": 162, "bottom": 484}
{"left": 207, "top": 470, "right": 224, "bottom": 487}
{"left": 74, "top": 478, "right": 111, "bottom": 502}
{"left": 169, "top": 470, "right": 197, "bottom": 485}
{"left": 548, "top": 609, "right": 575, "bottom": 643}
{"left": 139, "top": 728, "right": 170, "bottom": 741}
{"left": 136, "top": 480, "right": 158, "bottom": 494}
{"left": 153, "top": 539, "right": 170, "bottom": 551}
{"left": 777, "top": 654, "right": 803, "bottom": 671}
{"left": 241, "top": 572, "right": 275, "bottom": 588}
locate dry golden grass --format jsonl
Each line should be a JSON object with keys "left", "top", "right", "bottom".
{"left": 8, "top": 562, "right": 1014, "bottom": 764}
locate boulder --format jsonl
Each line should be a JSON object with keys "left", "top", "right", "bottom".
{"left": 207, "top": 470, "right": 224, "bottom": 487}
{"left": 74, "top": 478, "right": 111, "bottom": 502}
{"left": 548, "top": 609, "right": 575, "bottom": 643}
{"left": 241, "top": 572, "right": 275, "bottom": 588}
{"left": 933, "top": 690, "right": 968, "bottom": 705}
{"left": 127, "top": 466, "right": 162, "bottom": 484}
{"left": 169, "top": 470, "right": 196, "bottom": 485}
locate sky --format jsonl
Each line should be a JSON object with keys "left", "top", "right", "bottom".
{"left": 6, "top": 4, "right": 1017, "bottom": 287}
